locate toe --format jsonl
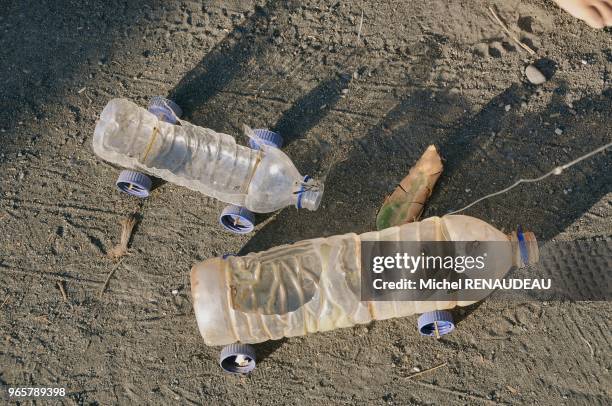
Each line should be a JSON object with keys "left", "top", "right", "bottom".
{"left": 581, "top": 5, "right": 605, "bottom": 28}
{"left": 595, "top": 1, "right": 612, "bottom": 26}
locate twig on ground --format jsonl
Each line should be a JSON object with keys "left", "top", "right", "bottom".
{"left": 0, "top": 294, "right": 9, "bottom": 309}
{"left": 356, "top": 9, "right": 364, "bottom": 45}
{"left": 410, "top": 380, "right": 502, "bottom": 405}
{"left": 34, "top": 315, "right": 50, "bottom": 324}
{"left": 57, "top": 281, "right": 68, "bottom": 302}
{"left": 506, "top": 385, "right": 519, "bottom": 395}
{"left": 405, "top": 362, "right": 448, "bottom": 379}
{"left": 488, "top": 6, "right": 536, "bottom": 55}
{"left": 107, "top": 214, "right": 138, "bottom": 260}
{"left": 579, "top": 336, "right": 595, "bottom": 357}
{"left": 99, "top": 258, "right": 125, "bottom": 296}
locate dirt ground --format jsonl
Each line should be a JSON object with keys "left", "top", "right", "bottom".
{"left": 1, "top": 0, "right": 610, "bottom": 404}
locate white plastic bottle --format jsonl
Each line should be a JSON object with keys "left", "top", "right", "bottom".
{"left": 92, "top": 98, "right": 323, "bottom": 212}
{"left": 190, "top": 215, "right": 538, "bottom": 346}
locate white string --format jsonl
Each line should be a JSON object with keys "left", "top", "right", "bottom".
{"left": 447, "top": 141, "right": 612, "bottom": 215}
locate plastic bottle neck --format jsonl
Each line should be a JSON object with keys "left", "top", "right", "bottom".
{"left": 295, "top": 176, "right": 324, "bottom": 211}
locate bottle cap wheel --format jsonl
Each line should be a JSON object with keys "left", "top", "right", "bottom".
{"left": 116, "top": 170, "right": 152, "bottom": 198}
{"left": 148, "top": 96, "right": 182, "bottom": 124}
{"left": 249, "top": 129, "right": 283, "bottom": 150}
{"left": 220, "top": 343, "right": 256, "bottom": 374}
{"left": 219, "top": 205, "right": 255, "bottom": 234}
{"left": 417, "top": 310, "right": 455, "bottom": 337}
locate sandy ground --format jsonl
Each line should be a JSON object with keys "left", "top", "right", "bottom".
{"left": 1, "top": 0, "right": 611, "bottom": 404}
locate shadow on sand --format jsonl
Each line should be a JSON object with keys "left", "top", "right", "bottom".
{"left": 169, "top": 0, "right": 610, "bottom": 362}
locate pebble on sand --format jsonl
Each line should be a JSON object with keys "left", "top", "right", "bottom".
{"left": 525, "top": 64, "right": 546, "bottom": 85}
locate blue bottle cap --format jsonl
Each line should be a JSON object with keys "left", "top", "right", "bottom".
{"left": 248, "top": 129, "right": 283, "bottom": 150}
{"left": 517, "top": 226, "right": 529, "bottom": 266}
{"left": 116, "top": 170, "right": 152, "bottom": 198}
{"left": 219, "top": 205, "right": 255, "bottom": 234}
{"left": 148, "top": 96, "right": 182, "bottom": 124}
{"left": 417, "top": 310, "right": 455, "bottom": 337}
{"left": 219, "top": 343, "right": 256, "bottom": 374}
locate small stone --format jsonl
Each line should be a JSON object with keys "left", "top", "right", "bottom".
{"left": 411, "top": 366, "right": 420, "bottom": 373}
{"left": 525, "top": 64, "right": 546, "bottom": 85}
{"left": 554, "top": 128, "right": 563, "bottom": 135}
{"left": 341, "top": 88, "right": 349, "bottom": 94}
{"left": 504, "top": 104, "right": 511, "bottom": 112}
{"left": 171, "top": 289, "right": 179, "bottom": 295}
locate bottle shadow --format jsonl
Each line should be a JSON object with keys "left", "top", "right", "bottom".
{"left": 273, "top": 73, "right": 351, "bottom": 147}
{"left": 165, "top": 0, "right": 354, "bottom": 226}
{"left": 439, "top": 84, "right": 612, "bottom": 326}
{"left": 169, "top": 1, "right": 298, "bottom": 121}
{"left": 239, "top": 82, "right": 611, "bottom": 332}
{"left": 0, "top": 0, "right": 159, "bottom": 156}
{"left": 432, "top": 84, "right": 611, "bottom": 241}
{"left": 252, "top": 338, "right": 288, "bottom": 365}
{"left": 167, "top": 0, "right": 610, "bottom": 358}
{"left": 241, "top": 80, "right": 611, "bottom": 250}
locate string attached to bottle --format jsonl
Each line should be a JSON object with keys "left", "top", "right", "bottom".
{"left": 447, "top": 141, "right": 612, "bottom": 215}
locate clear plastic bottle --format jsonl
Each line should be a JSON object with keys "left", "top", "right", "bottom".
{"left": 92, "top": 98, "right": 323, "bottom": 212}
{"left": 190, "top": 215, "right": 538, "bottom": 346}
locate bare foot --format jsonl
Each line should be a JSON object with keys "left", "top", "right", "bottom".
{"left": 556, "top": 0, "right": 612, "bottom": 28}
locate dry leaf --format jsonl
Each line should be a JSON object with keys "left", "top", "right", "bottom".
{"left": 376, "top": 145, "right": 443, "bottom": 230}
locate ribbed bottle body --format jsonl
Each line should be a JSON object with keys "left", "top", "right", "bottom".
{"left": 94, "top": 98, "right": 264, "bottom": 207}
{"left": 191, "top": 215, "right": 530, "bottom": 345}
